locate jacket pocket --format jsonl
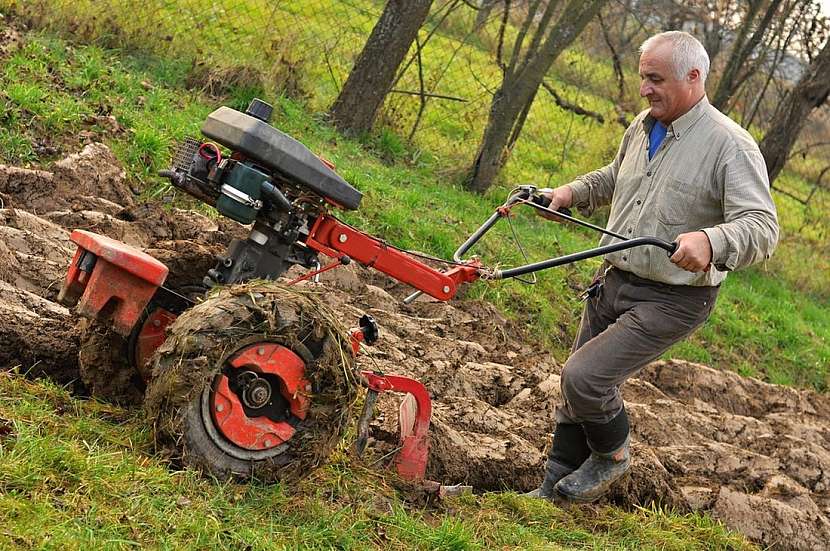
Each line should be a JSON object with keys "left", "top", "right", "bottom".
{"left": 656, "top": 177, "right": 700, "bottom": 226}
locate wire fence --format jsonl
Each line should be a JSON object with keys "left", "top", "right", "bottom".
{"left": 6, "top": 0, "right": 828, "bottom": 207}
{"left": 4, "top": 0, "right": 615, "bottom": 180}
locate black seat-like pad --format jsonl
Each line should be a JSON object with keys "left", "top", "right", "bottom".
{"left": 201, "top": 107, "right": 362, "bottom": 210}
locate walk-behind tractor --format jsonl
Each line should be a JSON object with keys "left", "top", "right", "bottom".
{"left": 58, "top": 99, "right": 677, "bottom": 484}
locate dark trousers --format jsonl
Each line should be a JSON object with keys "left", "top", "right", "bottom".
{"left": 556, "top": 266, "right": 718, "bottom": 425}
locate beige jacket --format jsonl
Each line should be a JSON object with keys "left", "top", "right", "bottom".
{"left": 567, "top": 96, "right": 779, "bottom": 286}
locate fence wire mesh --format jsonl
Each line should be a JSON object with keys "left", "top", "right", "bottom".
{"left": 3, "top": 0, "right": 613, "bottom": 178}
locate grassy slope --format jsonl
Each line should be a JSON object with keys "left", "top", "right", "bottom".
{"left": 0, "top": 371, "right": 754, "bottom": 550}
{"left": 2, "top": 13, "right": 827, "bottom": 390}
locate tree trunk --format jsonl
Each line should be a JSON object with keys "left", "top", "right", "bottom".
{"left": 328, "top": 0, "right": 434, "bottom": 135}
{"left": 711, "top": 0, "right": 783, "bottom": 112}
{"left": 465, "top": 0, "right": 608, "bottom": 193}
{"left": 702, "top": 19, "right": 723, "bottom": 66}
{"left": 760, "top": 40, "right": 830, "bottom": 184}
{"left": 474, "top": 0, "right": 500, "bottom": 31}
{"left": 744, "top": 0, "right": 809, "bottom": 129}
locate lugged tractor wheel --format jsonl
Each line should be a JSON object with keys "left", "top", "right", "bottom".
{"left": 144, "top": 282, "right": 357, "bottom": 482}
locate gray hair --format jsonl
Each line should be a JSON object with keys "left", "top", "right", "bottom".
{"left": 640, "top": 31, "right": 710, "bottom": 84}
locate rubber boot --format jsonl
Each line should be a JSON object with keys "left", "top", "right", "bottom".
{"left": 523, "top": 422, "right": 591, "bottom": 499}
{"left": 554, "top": 408, "right": 631, "bottom": 503}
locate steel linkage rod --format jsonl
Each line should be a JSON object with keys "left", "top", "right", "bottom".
{"left": 494, "top": 237, "right": 677, "bottom": 279}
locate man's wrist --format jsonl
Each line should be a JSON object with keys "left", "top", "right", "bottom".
{"left": 698, "top": 230, "right": 713, "bottom": 264}
{"left": 700, "top": 227, "right": 723, "bottom": 265}
{"left": 557, "top": 185, "right": 574, "bottom": 208}
{"left": 564, "top": 181, "right": 586, "bottom": 209}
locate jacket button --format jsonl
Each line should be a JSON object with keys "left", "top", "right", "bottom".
{"left": 646, "top": 171, "right": 652, "bottom": 176}
{"left": 636, "top": 200, "right": 642, "bottom": 205}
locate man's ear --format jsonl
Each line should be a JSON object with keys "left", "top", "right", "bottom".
{"left": 687, "top": 68, "right": 701, "bottom": 83}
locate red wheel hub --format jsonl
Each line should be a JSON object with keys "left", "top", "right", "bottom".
{"left": 210, "top": 342, "right": 311, "bottom": 451}
{"left": 133, "top": 307, "right": 177, "bottom": 380}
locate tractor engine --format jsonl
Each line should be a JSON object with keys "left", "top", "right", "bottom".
{"left": 160, "top": 98, "right": 363, "bottom": 287}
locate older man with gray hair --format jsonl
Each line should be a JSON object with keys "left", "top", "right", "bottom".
{"left": 526, "top": 31, "right": 779, "bottom": 502}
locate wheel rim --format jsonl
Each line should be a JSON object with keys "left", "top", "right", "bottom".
{"left": 129, "top": 284, "right": 207, "bottom": 380}
{"left": 201, "top": 342, "right": 312, "bottom": 460}
{"left": 131, "top": 307, "right": 178, "bottom": 380}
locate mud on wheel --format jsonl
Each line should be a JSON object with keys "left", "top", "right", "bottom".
{"left": 78, "top": 319, "right": 145, "bottom": 405}
{"left": 144, "top": 282, "right": 357, "bottom": 482}
{"left": 78, "top": 285, "right": 206, "bottom": 406}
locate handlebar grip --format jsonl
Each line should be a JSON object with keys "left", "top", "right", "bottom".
{"left": 531, "top": 194, "right": 572, "bottom": 217}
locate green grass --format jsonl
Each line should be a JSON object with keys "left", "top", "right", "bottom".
{"left": 0, "top": 371, "right": 756, "bottom": 550}
{"left": 3, "top": 0, "right": 624, "bottom": 185}
{"left": 671, "top": 268, "right": 830, "bottom": 389}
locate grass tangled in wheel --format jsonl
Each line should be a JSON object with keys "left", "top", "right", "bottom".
{"left": 144, "top": 282, "right": 358, "bottom": 482}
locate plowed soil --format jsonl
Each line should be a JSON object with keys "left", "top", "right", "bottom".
{"left": 1, "top": 145, "right": 828, "bottom": 550}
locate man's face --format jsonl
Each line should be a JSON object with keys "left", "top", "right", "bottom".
{"left": 638, "top": 42, "right": 699, "bottom": 124}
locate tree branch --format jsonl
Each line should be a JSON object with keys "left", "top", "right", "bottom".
{"left": 507, "top": 0, "right": 542, "bottom": 79}
{"left": 519, "top": 0, "right": 560, "bottom": 76}
{"left": 541, "top": 80, "right": 605, "bottom": 123}
{"left": 598, "top": 11, "right": 625, "bottom": 101}
{"left": 389, "top": 89, "right": 468, "bottom": 102}
{"left": 496, "top": 0, "right": 512, "bottom": 72}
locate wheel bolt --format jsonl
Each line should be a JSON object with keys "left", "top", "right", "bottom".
{"left": 252, "top": 388, "right": 268, "bottom": 403}
{"left": 216, "top": 404, "right": 224, "bottom": 412}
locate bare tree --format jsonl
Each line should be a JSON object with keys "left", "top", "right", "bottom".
{"left": 597, "top": 10, "right": 634, "bottom": 103}
{"left": 669, "top": 0, "right": 740, "bottom": 66}
{"left": 711, "top": 0, "right": 786, "bottom": 111}
{"left": 473, "top": 0, "right": 502, "bottom": 31}
{"left": 760, "top": 38, "right": 830, "bottom": 183}
{"left": 741, "top": 0, "right": 810, "bottom": 127}
{"left": 465, "top": 0, "right": 608, "bottom": 193}
{"left": 328, "top": 0, "right": 434, "bottom": 135}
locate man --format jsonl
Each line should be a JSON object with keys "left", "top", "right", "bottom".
{"left": 526, "top": 31, "right": 779, "bottom": 502}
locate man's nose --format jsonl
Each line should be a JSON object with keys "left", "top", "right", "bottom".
{"left": 640, "top": 81, "right": 651, "bottom": 97}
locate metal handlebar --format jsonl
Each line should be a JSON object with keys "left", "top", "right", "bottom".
{"left": 494, "top": 237, "right": 677, "bottom": 279}
{"left": 403, "top": 186, "right": 678, "bottom": 303}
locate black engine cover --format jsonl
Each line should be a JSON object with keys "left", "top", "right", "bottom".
{"left": 201, "top": 107, "right": 362, "bottom": 210}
